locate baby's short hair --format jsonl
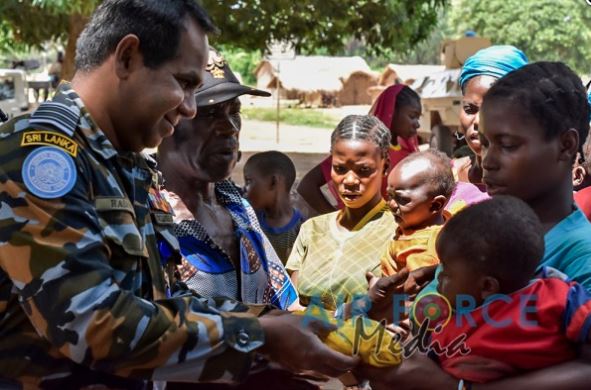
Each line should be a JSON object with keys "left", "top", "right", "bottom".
{"left": 245, "top": 151, "right": 296, "bottom": 190}
{"left": 397, "top": 149, "right": 455, "bottom": 199}
{"left": 437, "top": 196, "right": 544, "bottom": 291}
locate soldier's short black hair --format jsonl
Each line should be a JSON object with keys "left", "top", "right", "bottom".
{"left": 483, "top": 62, "right": 590, "bottom": 159}
{"left": 75, "top": 0, "right": 216, "bottom": 71}
{"left": 436, "top": 196, "right": 544, "bottom": 293}
{"left": 245, "top": 151, "right": 296, "bottom": 191}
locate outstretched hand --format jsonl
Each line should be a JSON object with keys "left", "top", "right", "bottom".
{"left": 365, "top": 268, "right": 409, "bottom": 323}
{"left": 258, "top": 312, "right": 359, "bottom": 377}
{"left": 403, "top": 265, "right": 438, "bottom": 299}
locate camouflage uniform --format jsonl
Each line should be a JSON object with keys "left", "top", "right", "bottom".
{"left": 0, "top": 83, "right": 265, "bottom": 389}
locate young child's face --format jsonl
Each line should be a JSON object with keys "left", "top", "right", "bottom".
{"left": 436, "top": 245, "right": 486, "bottom": 310}
{"left": 387, "top": 159, "right": 440, "bottom": 232}
{"left": 243, "top": 165, "right": 273, "bottom": 210}
{"left": 480, "top": 101, "right": 566, "bottom": 201}
{"left": 331, "top": 138, "right": 385, "bottom": 209}
{"left": 391, "top": 101, "right": 422, "bottom": 140}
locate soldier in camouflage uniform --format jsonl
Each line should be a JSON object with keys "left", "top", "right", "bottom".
{"left": 0, "top": 1, "right": 356, "bottom": 388}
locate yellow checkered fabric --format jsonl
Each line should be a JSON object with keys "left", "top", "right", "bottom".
{"left": 286, "top": 208, "right": 395, "bottom": 311}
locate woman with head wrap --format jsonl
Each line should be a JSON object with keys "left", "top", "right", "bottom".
{"left": 454, "top": 45, "right": 528, "bottom": 189}
{"left": 297, "top": 85, "right": 422, "bottom": 214}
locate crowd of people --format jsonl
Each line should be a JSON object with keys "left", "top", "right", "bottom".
{"left": 1, "top": 0, "right": 591, "bottom": 389}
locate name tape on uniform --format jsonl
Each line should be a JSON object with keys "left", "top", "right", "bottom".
{"left": 21, "top": 131, "right": 78, "bottom": 157}
{"left": 96, "top": 197, "right": 135, "bottom": 214}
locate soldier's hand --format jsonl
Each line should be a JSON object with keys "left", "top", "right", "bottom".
{"left": 258, "top": 312, "right": 359, "bottom": 377}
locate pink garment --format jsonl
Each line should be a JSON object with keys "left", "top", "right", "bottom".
{"left": 445, "top": 181, "right": 490, "bottom": 215}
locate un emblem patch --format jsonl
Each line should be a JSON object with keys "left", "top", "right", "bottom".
{"left": 22, "top": 146, "right": 77, "bottom": 199}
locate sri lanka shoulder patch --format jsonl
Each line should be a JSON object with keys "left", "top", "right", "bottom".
{"left": 21, "top": 130, "right": 78, "bottom": 157}
{"left": 22, "top": 146, "right": 77, "bottom": 199}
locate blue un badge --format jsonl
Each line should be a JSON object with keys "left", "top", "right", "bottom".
{"left": 22, "top": 146, "right": 77, "bottom": 199}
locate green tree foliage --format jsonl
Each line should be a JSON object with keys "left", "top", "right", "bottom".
{"left": 0, "top": 0, "right": 449, "bottom": 78}
{"left": 0, "top": 0, "right": 98, "bottom": 47}
{"left": 0, "top": 21, "right": 30, "bottom": 59}
{"left": 450, "top": 0, "right": 591, "bottom": 74}
{"left": 0, "top": 0, "right": 99, "bottom": 78}
{"left": 355, "top": 8, "right": 452, "bottom": 69}
{"left": 201, "top": 0, "right": 448, "bottom": 55}
{"left": 216, "top": 44, "right": 262, "bottom": 85}
{"left": 207, "top": 0, "right": 449, "bottom": 81}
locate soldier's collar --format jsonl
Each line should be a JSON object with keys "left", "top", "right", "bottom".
{"left": 59, "top": 81, "right": 118, "bottom": 160}
{"left": 28, "top": 83, "right": 80, "bottom": 137}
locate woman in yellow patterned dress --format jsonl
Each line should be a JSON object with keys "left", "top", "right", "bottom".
{"left": 286, "top": 114, "right": 395, "bottom": 311}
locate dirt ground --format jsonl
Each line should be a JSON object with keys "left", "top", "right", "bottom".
{"left": 230, "top": 118, "right": 334, "bottom": 187}
{"left": 231, "top": 151, "right": 326, "bottom": 188}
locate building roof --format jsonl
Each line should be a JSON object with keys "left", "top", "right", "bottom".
{"left": 380, "top": 64, "right": 445, "bottom": 85}
{"left": 255, "top": 55, "right": 371, "bottom": 92}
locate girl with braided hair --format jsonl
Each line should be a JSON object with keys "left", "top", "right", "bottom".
{"left": 286, "top": 114, "right": 395, "bottom": 311}
{"left": 297, "top": 85, "right": 422, "bottom": 214}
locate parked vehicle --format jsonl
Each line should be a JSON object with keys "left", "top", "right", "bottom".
{"left": 0, "top": 68, "right": 29, "bottom": 119}
{"left": 412, "top": 36, "right": 490, "bottom": 155}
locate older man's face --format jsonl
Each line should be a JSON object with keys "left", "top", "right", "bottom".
{"left": 174, "top": 97, "right": 241, "bottom": 182}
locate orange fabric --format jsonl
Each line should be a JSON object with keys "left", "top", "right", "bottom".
{"left": 381, "top": 224, "right": 442, "bottom": 275}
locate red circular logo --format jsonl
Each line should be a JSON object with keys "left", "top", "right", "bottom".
{"left": 413, "top": 293, "right": 452, "bottom": 331}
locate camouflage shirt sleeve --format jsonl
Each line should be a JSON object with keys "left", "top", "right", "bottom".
{"left": 0, "top": 133, "right": 264, "bottom": 383}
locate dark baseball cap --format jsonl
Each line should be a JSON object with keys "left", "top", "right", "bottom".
{"left": 195, "top": 48, "right": 271, "bottom": 107}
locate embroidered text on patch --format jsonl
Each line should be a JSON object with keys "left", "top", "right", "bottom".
{"left": 22, "top": 146, "right": 77, "bottom": 199}
{"left": 21, "top": 131, "right": 78, "bottom": 157}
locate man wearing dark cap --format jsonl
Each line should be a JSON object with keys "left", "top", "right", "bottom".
{"left": 159, "top": 48, "right": 349, "bottom": 387}
{"left": 158, "top": 48, "right": 298, "bottom": 308}
{"left": 0, "top": 0, "right": 355, "bottom": 387}
{"left": 195, "top": 48, "right": 271, "bottom": 106}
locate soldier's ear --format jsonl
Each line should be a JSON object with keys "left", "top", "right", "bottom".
{"left": 114, "top": 34, "right": 142, "bottom": 80}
